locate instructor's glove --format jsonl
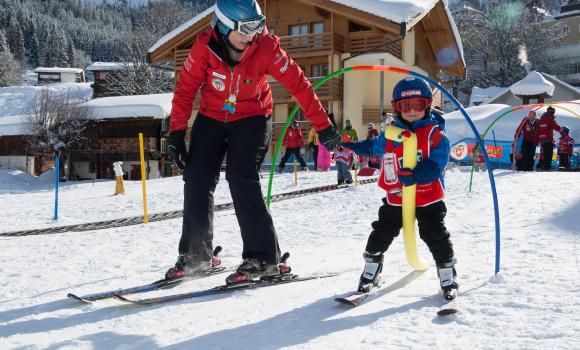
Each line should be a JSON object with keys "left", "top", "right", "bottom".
{"left": 398, "top": 168, "right": 416, "bottom": 186}
{"left": 318, "top": 125, "right": 342, "bottom": 151}
{"left": 167, "top": 130, "right": 187, "bottom": 170}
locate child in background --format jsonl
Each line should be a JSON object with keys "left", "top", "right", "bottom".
{"left": 343, "top": 77, "right": 458, "bottom": 301}
{"left": 558, "top": 126, "right": 574, "bottom": 170}
{"left": 334, "top": 136, "right": 355, "bottom": 185}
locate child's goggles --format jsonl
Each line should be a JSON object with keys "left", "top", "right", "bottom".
{"left": 215, "top": 6, "right": 266, "bottom": 36}
{"left": 392, "top": 98, "right": 432, "bottom": 114}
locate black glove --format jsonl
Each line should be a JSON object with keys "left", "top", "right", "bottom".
{"left": 167, "top": 130, "right": 187, "bottom": 170}
{"left": 318, "top": 125, "right": 342, "bottom": 151}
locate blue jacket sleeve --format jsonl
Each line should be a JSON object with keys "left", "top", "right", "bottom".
{"left": 414, "top": 131, "right": 450, "bottom": 184}
{"left": 342, "top": 133, "right": 386, "bottom": 157}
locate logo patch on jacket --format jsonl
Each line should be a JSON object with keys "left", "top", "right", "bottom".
{"left": 212, "top": 78, "right": 225, "bottom": 92}
{"left": 212, "top": 71, "right": 226, "bottom": 79}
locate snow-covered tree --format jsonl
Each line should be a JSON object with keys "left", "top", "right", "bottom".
{"left": 0, "top": 30, "right": 22, "bottom": 86}
{"left": 24, "top": 90, "right": 92, "bottom": 180}
{"left": 451, "top": 1, "right": 564, "bottom": 104}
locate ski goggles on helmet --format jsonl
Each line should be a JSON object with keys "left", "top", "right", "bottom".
{"left": 215, "top": 6, "right": 266, "bottom": 36}
{"left": 392, "top": 97, "right": 432, "bottom": 114}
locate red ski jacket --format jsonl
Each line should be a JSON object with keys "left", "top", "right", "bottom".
{"left": 515, "top": 117, "right": 538, "bottom": 143}
{"left": 283, "top": 126, "right": 305, "bottom": 148}
{"left": 170, "top": 28, "right": 330, "bottom": 132}
{"left": 537, "top": 112, "right": 561, "bottom": 144}
{"left": 558, "top": 135, "right": 575, "bottom": 155}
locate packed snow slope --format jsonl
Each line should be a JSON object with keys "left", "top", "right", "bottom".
{"left": 0, "top": 169, "right": 579, "bottom": 349}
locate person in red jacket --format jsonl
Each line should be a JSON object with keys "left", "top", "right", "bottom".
{"left": 514, "top": 110, "right": 539, "bottom": 171}
{"left": 558, "top": 126, "right": 575, "bottom": 170}
{"left": 536, "top": 106, "right": 562, "bottom": 171}
{"left": 165, "top": 0, "right": 341, "bottom": 283}
{"left": 277, "top": 120, "right": 307, "bottom": 172}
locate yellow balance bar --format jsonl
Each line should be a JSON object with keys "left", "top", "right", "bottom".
{"left": 384, "top": 126, "right": 430, "bottom": 271}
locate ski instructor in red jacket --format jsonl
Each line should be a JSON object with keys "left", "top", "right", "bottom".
{"left": 165, "top": 0, "right": 341, "bottom": 284}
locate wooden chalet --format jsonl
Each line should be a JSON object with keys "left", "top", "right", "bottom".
{"left": 33, "top": 67, "right": 85, "bottom": 85}
{"left": 147, "top": 0, "right": 465, "bottom": 166}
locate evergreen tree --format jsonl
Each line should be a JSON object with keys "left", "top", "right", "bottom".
{"left": 7, "top": 15, "right": 25, "bottom": 62}
{"left": 0, "top": 30, "right": 8, "bottom": 53}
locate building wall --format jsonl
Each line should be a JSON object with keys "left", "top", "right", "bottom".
{"left": 0, "top": 156, "right": 28, "bottom": 172}
{"left": 74, "top": 160, "right": 160, "bottom": 180}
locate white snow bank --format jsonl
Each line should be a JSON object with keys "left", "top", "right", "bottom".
{"left": 510, "top": 71, "right": 555, "bottom": 97}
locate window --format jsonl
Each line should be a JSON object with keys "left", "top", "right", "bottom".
{"left": 311, "top": 64, "right": 328, "bottom": 77}
{"left": 312, "top": 22, "right": 324, "bottom": 34}
{"left": 562, "top": 25, "right": 569, "bottom": 35}
{"left": 290, "top": 24, "right": 308, "bottom": 36}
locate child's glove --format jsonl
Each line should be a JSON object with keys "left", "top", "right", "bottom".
{"left": 398, "top": 168, "right": 415, "bottom": 186}
{"left": 413, "top": 158, "right": 441, "bottom": 184}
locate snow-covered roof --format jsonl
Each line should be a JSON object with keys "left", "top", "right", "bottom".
{"left": 79, "top": 93, "right": 173, "bottom": 120}
{"left": 0, "top": 115, "right": 27, "bottom": 136}
{"left": 149, "top": 6, "right": 214, "bottom": 54}
{"left": 85, "top": 62, "right": 132, "bottom": 71}
{"left": 469, "top": 86, "right": 509, "bottom": 106}
{"left": 330, "top": 0, "right": 438, "bottom": 24}
{"left": 33, "top": 67, "right": 84, "bottom": 74}
{"left": 510, "top": 71, "right": 555, "bottom": 97}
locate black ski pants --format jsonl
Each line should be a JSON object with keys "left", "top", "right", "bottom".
{"left": 179, "top": 114, "right": 280, "bottom": 264}
{"left": 365, "top": 199, "right": 455, "bottom": 264}
{"left": 558, "top": 154, "right": 571, "bottom": 170}
{"left": 540, "top": 142, "right": 554, "bottom": 170}
{"left": 521, "top": 140, "right": 536, "bottom": 171}
{"left": 279, "top": 147, "right": 307, "bottom": 168}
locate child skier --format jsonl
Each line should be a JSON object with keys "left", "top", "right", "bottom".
{"left": 557, "top": 126, "right": 574, "bottom": 170}
{"left": 333, "top": 136, "right": 355, "bottom": 185}
{"left": 342, "top": 77, "right": 458, "bottom": 301}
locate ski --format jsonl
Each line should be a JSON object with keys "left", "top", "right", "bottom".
{"left": 334, "top": 291, "right": 370, "bottom": 306}
{"left": 113, "top": 273, "right": 339, "bottom": 306}
{"left": 68, "top": 246, "right": 228, "bottom": 303}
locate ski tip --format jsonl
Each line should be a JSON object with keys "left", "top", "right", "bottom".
{"left": 67, "top": 293, "right": 92, "bottom": 304}
{"left": 213, "top": 246, "right": 222, "bottom": 256}
{"left": 281, "top": 252, "right": 290, "bottom": 263}
{"left": 437, "top": 308, "right": 459, "bottom": 316}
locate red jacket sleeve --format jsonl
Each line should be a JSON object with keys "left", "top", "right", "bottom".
{"left": 169, "top": 34, "right": 209, "bottom": 132}
{"left": 266, "top": 39, "right": 330, "bottom": 131}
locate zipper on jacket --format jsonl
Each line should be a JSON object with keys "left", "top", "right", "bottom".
{"left": 225, "top": 65, "right": 235, "bottom": 123}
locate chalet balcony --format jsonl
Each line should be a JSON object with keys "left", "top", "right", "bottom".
{"left": 348, "top": 31, "right": 402, "bottom": 58}
{"left": 269, "top": 76, "right": 343, "bottom": 103}
{"left": 279, "top": 32, "right": 345, "bottom": 58}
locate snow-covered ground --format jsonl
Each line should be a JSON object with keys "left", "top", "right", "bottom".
{"left": 0, "top": 168, "right": 579, "bottom": 349}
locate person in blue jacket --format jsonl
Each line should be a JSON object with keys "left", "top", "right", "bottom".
{"left": 342, "top": 77, "right": 458, "bottom": 301}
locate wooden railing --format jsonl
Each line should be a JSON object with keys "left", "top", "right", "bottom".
{"left": 269, "top": 76, "right": 343, "bottom": 103}
{"left": 279, "top": 32, "right": 345, "bottom": 56}
{"left": 348, "top": 31, "right": 402, "bottom": 58}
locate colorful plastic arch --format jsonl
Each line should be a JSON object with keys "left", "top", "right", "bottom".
{"left": 266, "top": 65, "right": 502, "bottom": 275}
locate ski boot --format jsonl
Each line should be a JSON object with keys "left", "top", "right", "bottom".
{"left": 357, "top": 251, "right": 384, "bottom": 293}
{"left": 437, "top": 260, "right": 459, "bottom": 301}
{"left": 165, "top": 247, "right": 222, "bottom": 280}
{"left": 300, "top": 166, "right": 309, "bottom": 172}
{"left": 277, "top": 166, "right": 284, "bottom": 174}
{"left": 226, "top": 256, "right": 291, "bottom": 285}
